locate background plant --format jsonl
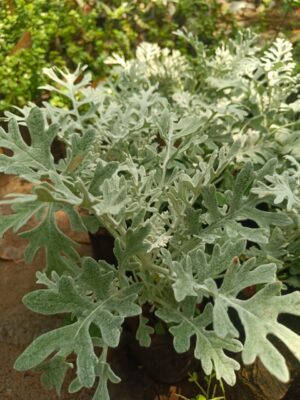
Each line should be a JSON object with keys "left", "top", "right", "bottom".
{"left": 1, "top": 32, "right": 300, "bottom": 400}
{"left": 4, "top": 0, "right": 300, "bottom": 113}
{"left": 218, "top": 1, "right": 300, "bottom": 73}
{"left": 0, "top": 0, "right": 235, "bottom": 112}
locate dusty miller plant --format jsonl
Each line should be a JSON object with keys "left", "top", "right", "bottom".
{"left": 1, "top": 31, "right": 300, "bottom": 399}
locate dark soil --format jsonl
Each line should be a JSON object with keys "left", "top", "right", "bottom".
{"left": 0, "top": 174, "right": 299, "bottom": 400}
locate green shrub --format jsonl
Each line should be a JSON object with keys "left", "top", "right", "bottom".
{"left": 1, "top": 31, "right": 300, "bottom": 399}
{"left": 0, "top": 0, "right": 235, "bottom": 112}
{"left": 231, "top": 1, "right": 300, "bottom": 57}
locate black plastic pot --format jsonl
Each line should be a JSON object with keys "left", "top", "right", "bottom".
{"left": 88, "top": 229, "right": 117, "bottom": 265}
{"left": 126, "top": 326, "right": 195, "bottom": 384}
{"left": 124, "top": 312, "right": 196, "bottom": 384}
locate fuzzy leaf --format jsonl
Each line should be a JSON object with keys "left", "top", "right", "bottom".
{"left": 94, "top": 310, "right": 123, "bottom": 347}
{"left": 252, "top": 173, "right": 299, "bottom": 211}
{"left": 80, "top": 258, "right": 115, "bottom": 300}
{"left": 212, "top": 258, "right": 277, "bottom": 338}
{"left": 39, "top": 356, "right": 71, "bottom": 395}
{"left": 0, "top": 200, "right": 43, "bottom": 237}
{"left": 123, "top": 224, "right": 151, "bottom": 258}
{"left": 220, "top": 258, "right": 277, "bottom": 297}
{"left": 230, "top": 162, "right": 254, "bottom": 212}
{"left": 0, "top": 108, "right": 57, "bottom": 178}
{"left": 89, "top": 162, "right": 119, "bottom": 196}
{"left": 218, "top": 283, "right": 300, "bottom": 382}
{"left": 93, "top": 359, "right": 121, "bottom": 400}
{"left": 183, "top": 206, "right": 202, "bottom": 235}
{"left": 136, "top": 316, "right": 154, "bottom": 347}
{"left": 65, "top": 129, "right": 95, "bottom": 173}
{"left": 157, "top": 304, "right": 242, "bottom": 386}
{"left": 202, "top": 185, "right": 221, "bottom": 223}
{"left": 173, "top": 115, "right": 202, "bottom": 138}
{"left": 20, "top": 205, "right": 79, "bottom": 273}
{"left": 238, "top": 206, "right": 292, "bottom": 228}
{"left": 91, "top": 175, "right": 128, "bottom": 216}
{"left": 225, "top": 221, "right": 269, "bottom": 243}
{"left": 14, "top": 323, "right": 77, "bottom": 371}
{"left": 187, "top": 239, "right": 246, "bottom": 284}
{"left": 4, "top": 35, "right": 300, "bottom": 400}
{"left": 23, "top": 275, "right": 93, "bottom": 315}
{"left": 16, "top": 267, "right": 141, "bottom": 391}
{"left": 172, "top": 257, "right": 198, "bottom": 301}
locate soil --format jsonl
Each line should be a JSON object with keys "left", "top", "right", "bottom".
{"left": 0, "top": 174, "right": 299, "bottom": 400}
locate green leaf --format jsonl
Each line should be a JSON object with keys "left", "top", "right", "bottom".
{"left": 187, "top": 240, "right": 246, "bottom": 283}
{"left": 65, "top": 129, "right": 95, "bottom": 173}
{"left": 15, "top": 321, "right": 98, "bottom": 388}
{"left": 202, "top": 185, "right": 221, "bottom": 223}
{"left": 0, "top": 108, "right": 57, "bottom": 178}
{"left": 0, "top": 200, "right": 43, "bottom": 237}
{"left": 104, "top": 285, "right": 142, "bottom": 317}
{"left": 173, "top": 115, "right": 202, "bottom": 139}
{"left": 16, "top": 266, "right": 141, "bottom": 390}
{"left": 208, "top": 239, "right": 246, "bottom": 277}
{"left": 60, "top": 204, "right": 87, "bottom": 232}
{"left": 93, "top": 358, "right": 121, "bottom": 400}
{"left": 20, "top": 205, "right": 79, "bottom": 274}
{"left": 74, "top": 324, "right": 98, "bottom": 387}
{"left": 212, "top": 258, "right": 277, "bottom": 338}
{"left": 230, "top": 162, "right": 253, "bottom": 212}
{"left": 238, "top": 206, "right": 292, "bottom": 228}
{"left": 225, "top": 221, "right": 269, "bottom": 243}
{"left": 68, "top": 377, "right": 83, "bottom": 394}
{"left": 39, "top": 356, "right": 71, "bottom": 395}
{"left": 172, "top": 257, "right": 198, "bottom": 301}
{"left": 157, "top": 304, "right": 242, "bottom": 386}
{"left": 80, "top": 257, "right": 115, "bottom": 300}
{"left": 14, "top": 323, "right": 76, "bottom": 371}
{"left": 5, "top": 35, "right": 300, "bottom": 400}
{"left": 123, "top": 224, "right": 151, "bottom": 258}
{"left": 213, "top": 298, "right": 239, "bottom": 338}
{"left": 220, "top": 258, "right": 277, "bottom": 297}
{"left": 91, "top": 175, "right": 128, "bottom": 216}
{"left": 194, "top": 331, "right": 241, "bottom": 386}
{"left": 252, "top": 172, "right": 299, "bottom": 211}
{"left": 218, "top": 283, "right": 300, "bottom": 382}
{"left": 155, "top": 108, "right": 171, "bottom": 140}
{"left": 136, "top": 316, "right": 154, "bottom": 347}
{"left": 23, "top": 275, "right": 93, "bottom": 315}
{"left": 27, "top": 173, "right": 82, "bottom": 207}
{"left": 94, "top": 310, "right": 123, "bottom": 347}
{"left": 81, "top": 215, "right": 101, "bottom": 233}
{"left": 89, "top": 161, "right": 119, "bottom": 196}
{"left": 183, "top": 206, "right": 202, "bottom": 235}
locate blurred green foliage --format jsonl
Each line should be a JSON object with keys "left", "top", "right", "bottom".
{"left": 0, "top": 0, "right": 236, "bottom": 112}
{"left": 240, "top": 1, "right": 300, "bottom": 72}
{"left": 2, "top": 0, "right": 300, "bottom": 112}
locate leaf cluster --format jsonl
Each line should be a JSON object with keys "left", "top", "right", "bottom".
{"left": 1, "top": 32, "right": 300, "bottom": 399}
